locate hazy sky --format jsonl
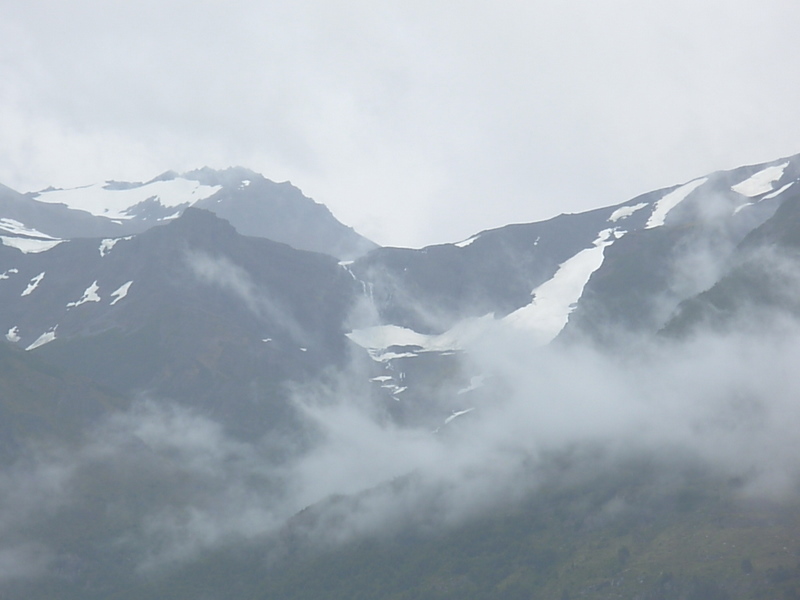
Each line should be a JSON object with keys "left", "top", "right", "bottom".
{"left": 2, "top": 1, "right": 800, "bottom": 247}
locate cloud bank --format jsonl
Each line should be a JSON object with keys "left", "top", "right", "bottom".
{"left": 1, "top": 300, "right": 799, "bottom": 585}
{"left": 3, "top": 1, "right": 800, "bottom": 246}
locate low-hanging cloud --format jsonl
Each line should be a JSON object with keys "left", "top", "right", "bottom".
{"left": 2, "top": 267, "right": 800, "bottom": 588}
{"left": 185, "top": 249, "right": 310, "bottom": 345}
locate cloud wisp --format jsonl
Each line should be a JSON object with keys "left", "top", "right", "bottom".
{"left": 185, "top": 249, "right": 310, "bottom": 345}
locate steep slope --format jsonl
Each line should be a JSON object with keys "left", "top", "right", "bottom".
{"left": 0, "top": 183, "right": 124, "bottom": 241}
{"left": 1, "top": 208, "right": 362, "bottom": 438}
{"left": 560, "top": 159, "right": 798, "bottom": 345}
{"left": 188, "top": 167, "right": 377, "bottom": 259}
{"left": 343, "top": 154, "right": 800, "bottom": 355}
{"left": 0, "top": 341, "right": 126, "bottom": 462}
{"left": 663, "top": 183, "right": 800, "bottom": 335}
{"left": 349, "top": 206, "right": 621, "bottom": 334}
{"left": 350, "top": 157, "right": 797, "bottom": 344}
{"left": 336, "top": 155, "right": 800, "bottom": 435}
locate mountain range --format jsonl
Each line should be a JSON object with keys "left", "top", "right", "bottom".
{"left": 2, "top": 155, "right": 800, "bottom": 598}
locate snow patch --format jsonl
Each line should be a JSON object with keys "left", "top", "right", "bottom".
{"left": 733, "top": 181, "right": 795, "bottom": 215}
{"left": 371, "top": 351, "right": 418, "bottom": 362}
{"left": 455, "top": 234, "right": 480, "bottom": 248}
{"left": 21, "top": 272, "right": 45, "bottom": 296}
{"left": 67, "top": 281, "right": 101, "bottom": 307}
{"left": 347, "top": 325, "right": 434, "bottom": 350}
{"left": 26, "top": 327, "right": 57, "bottom": 351}
{"left": 347, "top": 314, "right": 495, "bottom": 362}
{"left": 0, "top": 268, "right": 19, "bottom": 280}
{"left": 99, "top": 235, "right": 133, "bottom": 257}
{"left": 608, "top": 202, "right": 648, "bottom": 223}
{"left": 504, "top": 228, "right": 619, "bottom": 344}
{"left": 444, "top": 408, "right": 475, "bottom": 425}
{"left": 1, "top": 236, "right": 64, "bottom": 253}
{"left": 732, "top": 162, "right": 789, "bottom": 197}
{"left": 32, "top": 178, "right": 222, "bottom": 220}
{"left": 370, "top": 375, "right": 393, "bottom": 382}
{"left": 0, "top": 218, "right": 57, "bottom": 239}
{"left": 5, "top": 326, "right": 20, "bottom": 343}
{"left": 645, "top": 178, "right": 708, "bottom": 229}
{"left": 109, "top": 281, "right": 133, "bottom": 305}
{"left": 381, "top": 384, "right": 407, "bottom": 394}
{"left": 380, "top": 382, "right": 408, "bottom": 400}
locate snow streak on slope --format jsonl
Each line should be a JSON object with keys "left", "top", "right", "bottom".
{"left": 0, "top": 218, "right": 57, "bottom": 239}
{"left": 32, "top": 178, "right": 222, "bottom": 220}
{"left": 21, "top": 272, "right": 45, "bottom": 296}
{"left": 608, "top": 202, "right": 648, "bottom": 223}
{"left": 763, "top": 182, "right": 795, "bottom": 200}
{"left": 733, "top": 180, "right": 797, "bottom": 215}
{"left": 351, "top": 228, "right": 628, "bottom": 356}
{"left": 503, "top": 228, "right": 620, "bottom": 344}
{"left": 347, "top": 315, "right": 495, "bottom": 361}
{"left": 0, "top": 236, "right": 64, "bottom": 254}
{"left": 0, "top": 217, "right": 63, "bottom": 255}
{"left": 454, "top": 234, "right": 480, "bottom": 248}
{"left": 444, "top": 408, "right": 475, "bottom": 425}
{"left": 99, "top": 236, "right": 133, "bottom": 257}
{"left": 732, "top": 162, "right": 789, "bottom": 197}
{"left": 67, "top": 281, "right": 101, "bottom": 307}
{"left": 110, "top": 281, "right": 133, "bottom": 305}
{"left": 26, "top": 327, "right": 57, "bottom": 351}
{"left": 645, "top": 178, "right": 708, "bottom": 229}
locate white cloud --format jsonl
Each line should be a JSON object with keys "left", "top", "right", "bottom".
{"left": 2, "top": 1, "right": 800, "bottom": 248}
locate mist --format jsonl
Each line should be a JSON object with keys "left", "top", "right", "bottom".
{"left": 1, "top": 282, "right": 799, "bottom": 586}
{"left": 185, "top": 249, "right": 311, "bottom": 346}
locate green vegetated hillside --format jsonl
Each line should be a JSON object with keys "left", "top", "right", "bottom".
{"left": 96, "top": 458, "right": 800, "bottom": 600}
{"left": 252, "top": 469, "right": 800, "bottom": 600}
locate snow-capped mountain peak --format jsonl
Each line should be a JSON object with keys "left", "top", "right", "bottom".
{"left": 30, "top": 174, "right": 223, "bottom": 221}
{"left": 1, "top": 167, "right": 377, "bottom": 259}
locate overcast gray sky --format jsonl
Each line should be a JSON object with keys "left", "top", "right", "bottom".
{"left": 2, "top": 1, "right": 800, "bottom": 247}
